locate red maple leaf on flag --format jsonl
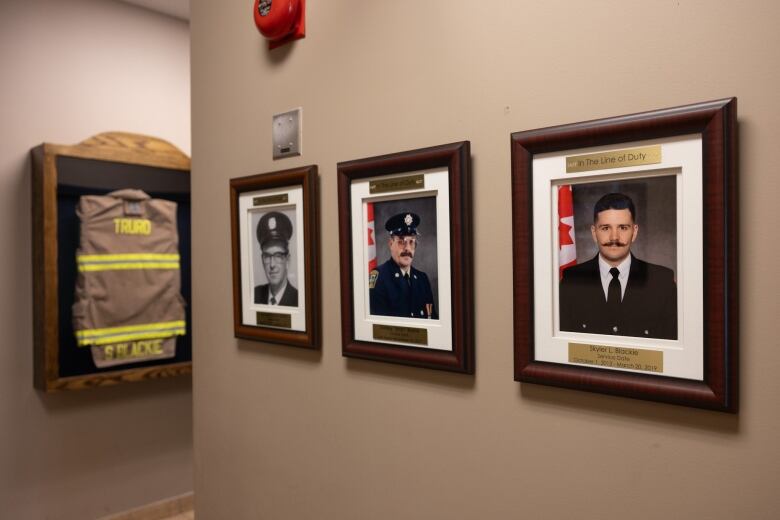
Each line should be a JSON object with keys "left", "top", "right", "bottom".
{"left": 559, "top": 219, "right": 574, "bottom": 246}
{"left": 558, "top": 185, "right": 577, "bottom": 278}
{"left": 367, "top": 202, "right": 377, "bottom": 272}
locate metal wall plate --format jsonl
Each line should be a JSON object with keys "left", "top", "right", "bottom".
{"left": 272, "top": 108, "right": 302, "bottom": 159}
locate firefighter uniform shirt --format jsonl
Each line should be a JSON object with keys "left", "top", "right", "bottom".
{"left": 72, "top": 189, "right": 186, "bottom": 368}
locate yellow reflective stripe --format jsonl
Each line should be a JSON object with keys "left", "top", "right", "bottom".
{"left": 76, "top": 320, "right": 186, "bottom": 339}
{"left": 77, "top": 329, "right": 186, "bottom": 346}
{"left": 78, "top": 262, "right": 179, "bottom": 272}
{"left": 77, "top": 253, "right": 180, "bottom": 262}
{"left": 77, "top": 253, "right": 180, "bottom": 272}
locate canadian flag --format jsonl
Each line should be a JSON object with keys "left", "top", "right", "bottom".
{"left": 367, "top": 202, "right": 377, "bottom": 272}
{"left": 558, "top": 185, "right": 577, "bottom": 278}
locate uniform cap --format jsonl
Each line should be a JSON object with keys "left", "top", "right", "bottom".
{"left": 257, "top": 211, "right": 293, "bottom": 248}
{"left": 385, "top": 212, "right": 420, "bottom": 236}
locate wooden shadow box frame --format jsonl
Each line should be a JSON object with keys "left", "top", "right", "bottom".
{"left": 31, "top": 132, "right": 193, "bottom": 392}
{"left": 511, "top": 98, "right": 738, "bottom": 412}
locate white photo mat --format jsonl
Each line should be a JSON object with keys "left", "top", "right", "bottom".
{"left": 532, "top": 134, "right": 704, "bottom": 380}
{"left": 238, "top": 185, "right": 307, "bottom": 332}
{"left": 349, "top": 167, "right": 453, "bottom": 351}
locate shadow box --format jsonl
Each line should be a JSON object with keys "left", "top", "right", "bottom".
{"left": 31, "top": 132, "right": 192, "bottom": 392}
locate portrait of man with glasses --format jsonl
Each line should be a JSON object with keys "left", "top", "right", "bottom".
{"left": 369, "top": 211, "right": 437, "bottom": 319}
{"left": 254, "top": 210, "right": 298, "bottom": 306}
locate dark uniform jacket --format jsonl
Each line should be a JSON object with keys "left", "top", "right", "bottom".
{"left": 370, "top": 259, "right": 437, "bottom": 319}
{"left": 559, "top": 254, "right": 677, "bottom": 340}
{"left": 254, "top": 282, "right": 298, "bottom": 306}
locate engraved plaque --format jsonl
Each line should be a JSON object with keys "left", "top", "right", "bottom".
{"left": 373, "top": 324, "right": 428, "bottom": 345}
{"left": 569, "top": 343, "right": 663, "bottom": 373}
{"left": 369, "top": 174, "right": 424, "bottom": 194}
{"left": 253, "top": 194, "right": 289, "bottom": 206}
{"left": 256, "top": 311, "right": 292, "bottom": 329}
{"left": 566, "top": 145, "right": 662, "bottom": 173}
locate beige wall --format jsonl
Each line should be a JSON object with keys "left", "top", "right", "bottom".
{"left": 0, "top": 1, "right": 192, "bottom": 519}
{"left": 191, "top": 1, "right": 780, "bottom": 518}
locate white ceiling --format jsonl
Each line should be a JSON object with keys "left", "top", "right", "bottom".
{"left": 119, "top": 0, "right": 190, "bottom": 21}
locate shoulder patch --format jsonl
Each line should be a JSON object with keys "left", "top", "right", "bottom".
{"left": 368, "top": 270, "right": 379, "bottom": 289}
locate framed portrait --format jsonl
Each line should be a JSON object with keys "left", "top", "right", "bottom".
{"left": 337, "top": 142, "right": 473, "bottom": 373}
{"left": 230, "top": 165, "right": 320, "bottom": 349}
{"left": 511, "top": 98, "right": 737, "bottom": 412}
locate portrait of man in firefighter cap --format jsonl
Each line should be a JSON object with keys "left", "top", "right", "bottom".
{"left": 369, "top": 211, "right": 437, "bottom": 319}
{"left": 254, "top": 210, "right": 298, "bottom": 306}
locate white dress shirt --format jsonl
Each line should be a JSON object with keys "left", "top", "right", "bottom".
{"left": 597, "top": 254, "right": 631, "bottom": 302}
{"left": 268, "top": 280, "right": 289, "bottom": 305}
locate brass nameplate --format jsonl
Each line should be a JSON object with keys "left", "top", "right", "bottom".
{"left": 253, "top": 194, "right": 288, "bottom": 206}
{"left": 256, "top": 311, "right": 292, "bottom": 329}
{"left": 373, "top": 324, "right": 428, "bottom": 345}
{"left": 569, "top": 343, "right": 663, "bottom": 373}
{"left": 566, "top": 145, "right": 662, "bottom": 173}
{"left": 369, "top": 174, "right": 424, "bottom": 194}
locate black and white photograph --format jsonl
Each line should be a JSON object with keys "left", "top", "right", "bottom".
{"left": 251, "top": 207, "right": 299, "bottom": 307}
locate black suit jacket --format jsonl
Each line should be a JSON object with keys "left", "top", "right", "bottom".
{"left": 559, "top": 254, "right": 677, "bottom": 340}
{"left": 254, "top": 282, "right": 298, "bottom": 307}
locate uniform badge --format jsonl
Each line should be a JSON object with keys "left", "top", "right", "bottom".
{"left": 404, "top": 214, "right": 413, "bottom": 225}
{"left": 368, "top": 269, "right": 379, "bottom": 289}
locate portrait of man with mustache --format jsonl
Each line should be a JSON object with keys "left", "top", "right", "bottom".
{"left": 559, "top": 192, "right": 678, "bottom": 340}
{"left": 369, "top": 212, "right": 437, "bottom": 319}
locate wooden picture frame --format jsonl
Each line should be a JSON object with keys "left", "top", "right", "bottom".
{"left": 511, "top": 98, "right": 738, "bottom": 412}
{"left": 230, "top": 165, "right": 320, "bottom": 349}
{"left": 31, "top": 132, "right": 192, "bottom": 392}
{"left": 338, "top": 142, "right": 473, "bottom": 373}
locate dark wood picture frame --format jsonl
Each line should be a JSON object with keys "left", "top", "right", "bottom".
{"left": 511, "top": 98, "right": 738, "bottom": 412}
{"left": 230, "top": 165, "right": 320, "bottom": 349}
{"left": 31, "top": 132, "right": 193, "bottom": 392}
{"left": 338, "top": 142, "right": 474, "bottom": 373}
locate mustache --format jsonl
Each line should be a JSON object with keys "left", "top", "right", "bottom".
{"left": 400, "top": 252, "right": 414, "bottom": 258}
{"left": 601, "top": 240, "right": 628, "bottom": 247}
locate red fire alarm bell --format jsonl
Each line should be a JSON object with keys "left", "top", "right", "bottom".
{"left": 254, "top": 0, "right": 306, "bottom": 49}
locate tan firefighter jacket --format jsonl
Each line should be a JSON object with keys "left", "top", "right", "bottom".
{"left": 72, "top": 189, "right": 186, "bottom": 368}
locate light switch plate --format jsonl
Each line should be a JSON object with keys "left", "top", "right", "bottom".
{"left": 272, "top": 108, "right": 302, "bottom": 159}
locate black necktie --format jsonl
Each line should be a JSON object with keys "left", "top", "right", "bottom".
{"left": 607, "top": 267, "right": 621, "bottom": 306}
{"left": 270, "top": 295, "right": 277, "bottom": 305}
{"left": 404, "top": 273, "right": 413, "bottom": 315}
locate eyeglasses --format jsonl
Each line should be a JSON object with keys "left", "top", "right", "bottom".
{"left": 391, "top": 236, "right": 418, "bottom": 247}
{"left": 261, "top": 252, "right": 289, "bottom": 264}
